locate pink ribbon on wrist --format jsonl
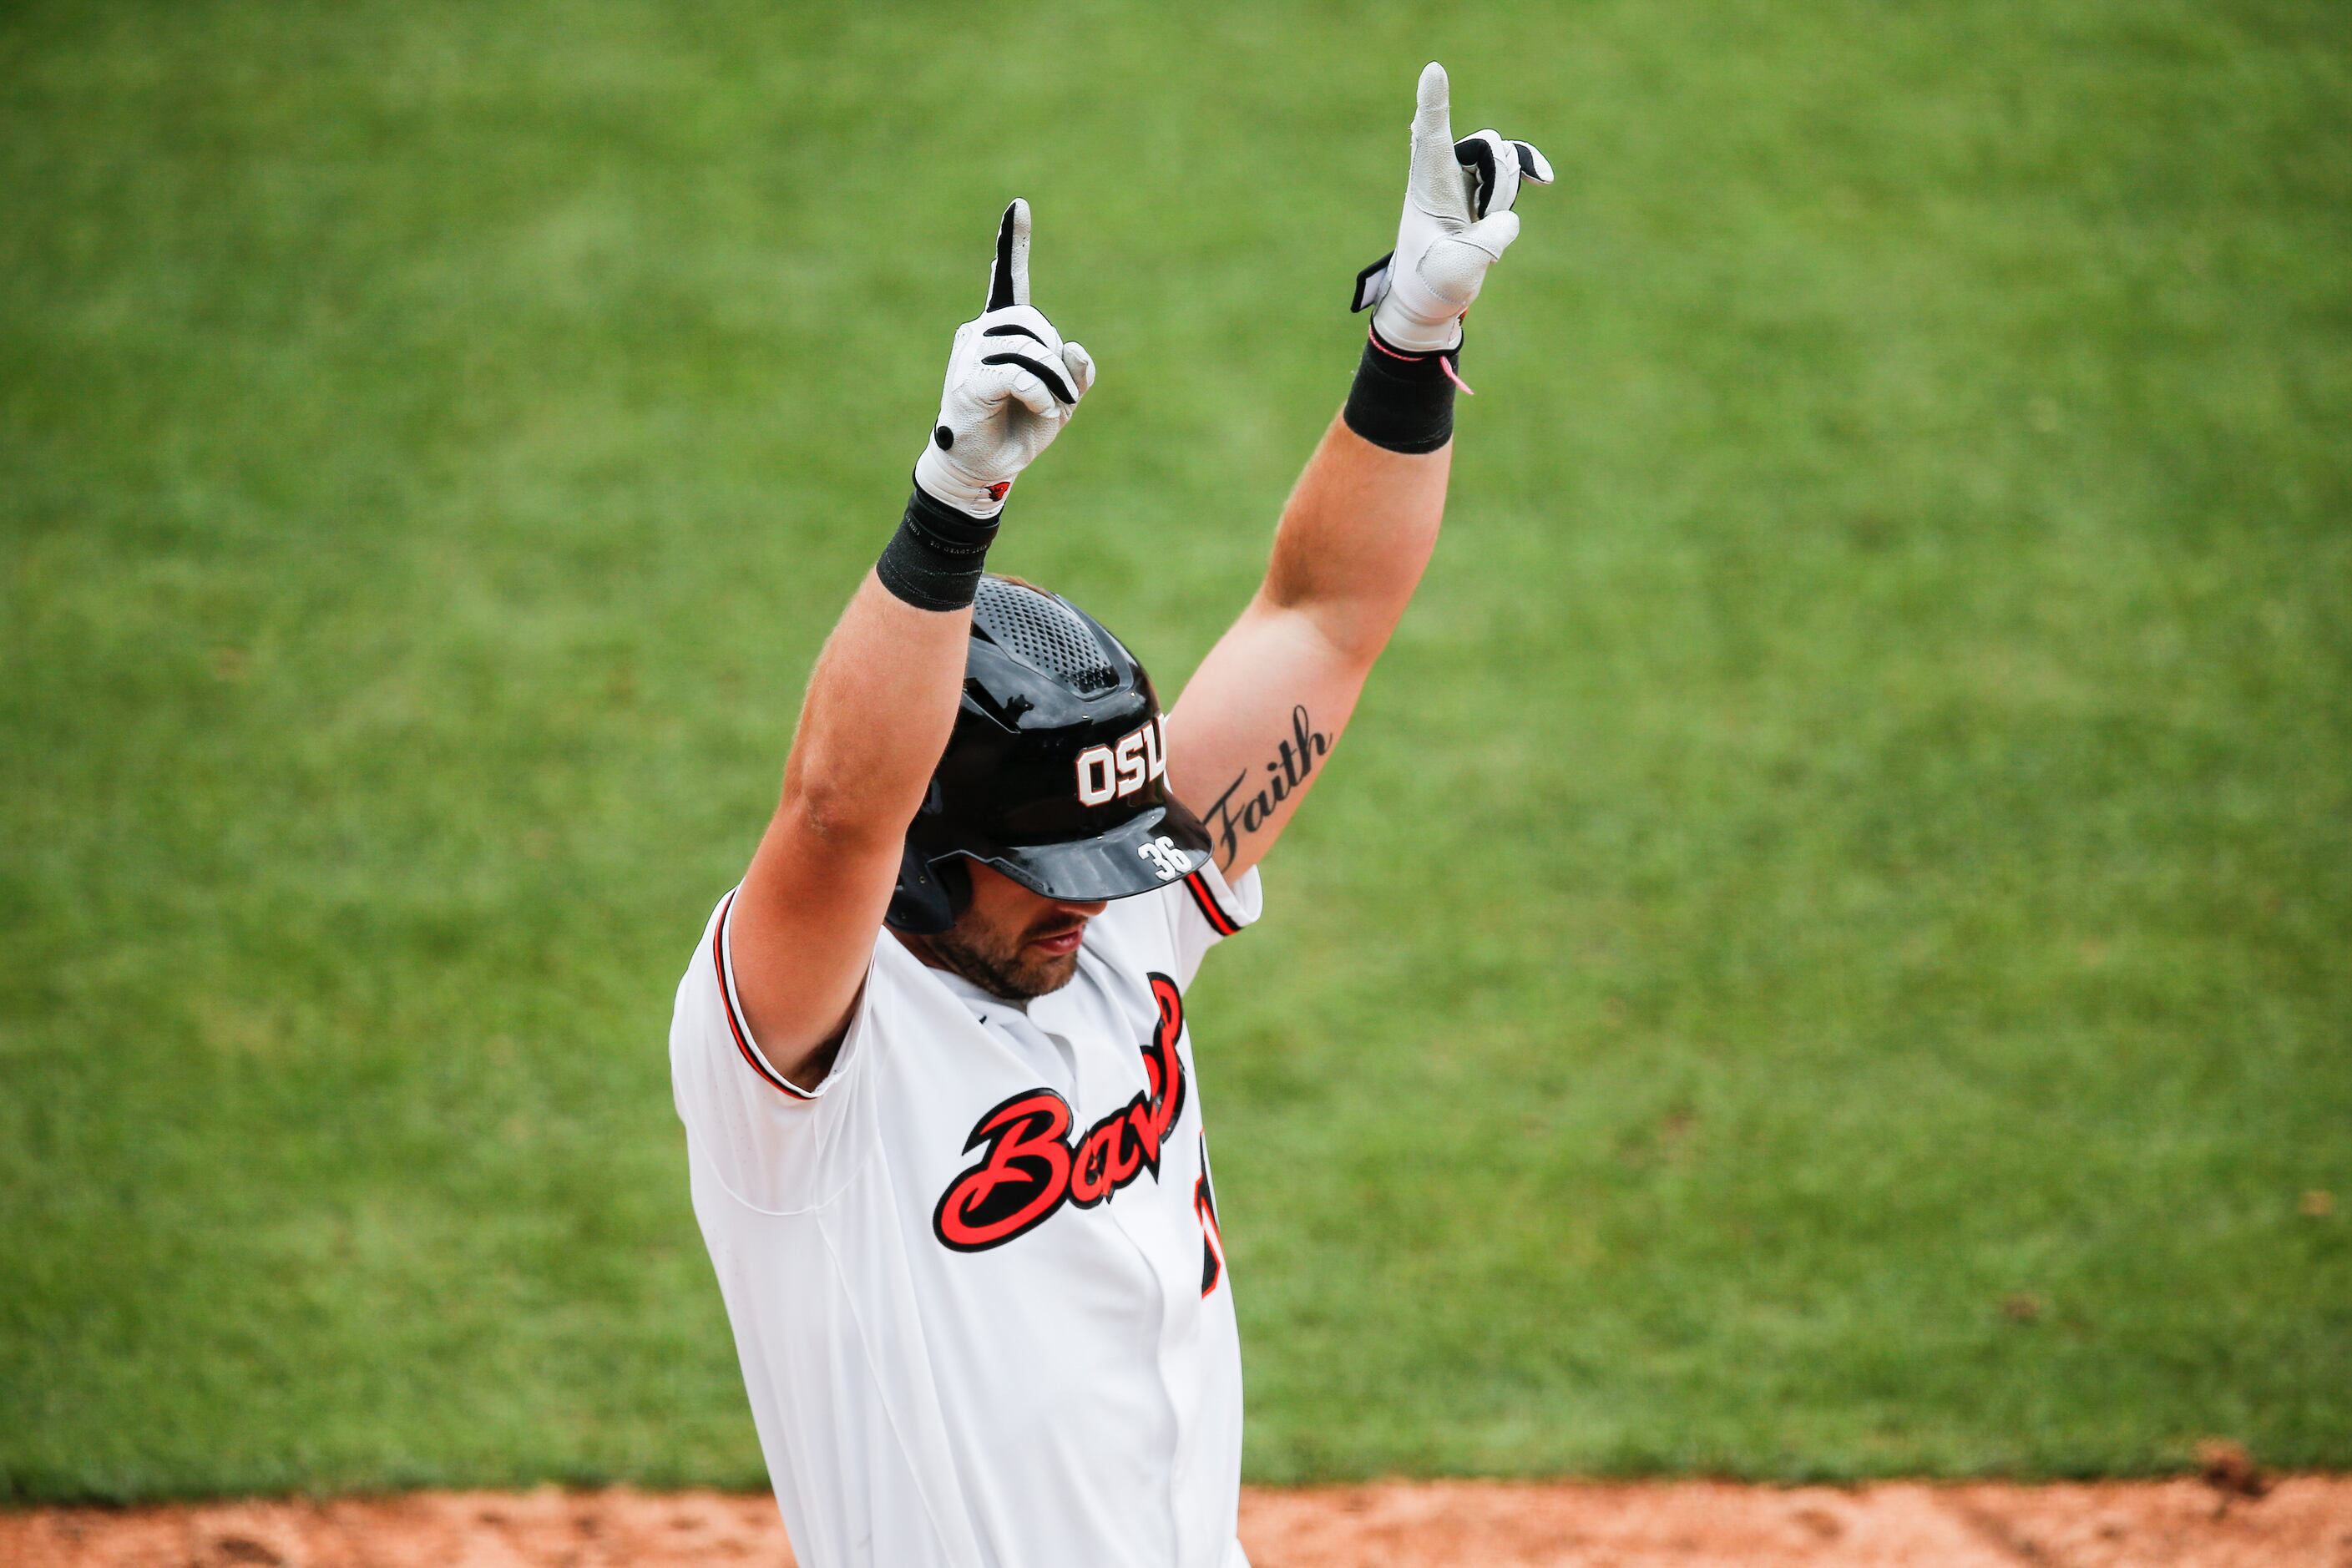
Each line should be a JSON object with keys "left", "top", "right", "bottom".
{"left": 1366, "top": 324, "right": 1474, "bottom": 395}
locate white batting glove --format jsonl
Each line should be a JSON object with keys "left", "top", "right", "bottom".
{"left": 912, "top": 199, "right": 1097, "bottom": 519}
{"left": 1351, "top": 63, "right": 1553, "bottom": 355}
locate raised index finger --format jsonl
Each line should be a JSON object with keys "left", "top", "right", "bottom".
{"left": 1408, "top": 63, "right": 1459, "bottom": 204}
{"left": 987, "top": 198, "right": 1031, "bottom": 311}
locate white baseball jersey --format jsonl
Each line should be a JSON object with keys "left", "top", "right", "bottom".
{"left": 670, "top": 857, "right": 1262, "bottom": 1568}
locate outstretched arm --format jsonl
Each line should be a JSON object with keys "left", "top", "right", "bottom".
{"left": 1167, "top": 63, "right": 1548, "bottom": 877}
{"left": 728, "top": 201, "right": 1096, "bottom": 1084}
{"left": 1166, "top": 414, "right": 1448, "bottom": 878}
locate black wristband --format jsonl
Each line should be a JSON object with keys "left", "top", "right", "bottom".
{"left": 1342, "top": 327, "right": 1459, "bottom": 454}
{"left": 877, "top": 485, "right": 999, "bottom": 610}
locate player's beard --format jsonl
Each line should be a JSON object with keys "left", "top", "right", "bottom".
{"left": 910, "top": 908, "right": 1085, "bottom": 1002}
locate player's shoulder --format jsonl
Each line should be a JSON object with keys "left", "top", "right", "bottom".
{"left": 1169, "top": 855, "right": 1260, "bottom": 943}
{"left": 1085, "top": 856, "right": 1262, "bottom": 991}
{"left": 670, "top": 889, "right": 923, "bottom": 1213}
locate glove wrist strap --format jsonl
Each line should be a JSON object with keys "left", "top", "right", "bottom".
{"left": 878, "top": 483, "right": 999, "bottom": 610}
{"left": 1343, "top": 325, "right": 1459, "bottom": 454}
{"left": 912, "top": 439, "right": 1009, "bottom": 520}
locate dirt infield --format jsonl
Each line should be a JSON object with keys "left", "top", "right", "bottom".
{"left": 7, "top": 1474, "right": 2349, "bottom": 1567}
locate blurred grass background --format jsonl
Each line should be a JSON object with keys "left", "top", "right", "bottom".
{"left": 3, "top": 0, "right": 2348, "bottom": 1501}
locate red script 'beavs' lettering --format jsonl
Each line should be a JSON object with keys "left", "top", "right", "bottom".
{"left": 933, "top": 973, "right": 1189, "bottom": 1252}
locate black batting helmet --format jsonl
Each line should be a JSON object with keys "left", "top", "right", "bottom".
{"left": 886, "top": 574, "right": 1216, "bottom": 934}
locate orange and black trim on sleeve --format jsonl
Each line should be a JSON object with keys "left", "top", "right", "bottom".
{"left": 1182, "top": 868, "right": 1242, "bottom": 938}
{"left": 712, "top": 888, "right": 819, "bottom": 1100}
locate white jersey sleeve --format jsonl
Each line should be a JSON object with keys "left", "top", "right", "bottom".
{"left": 669, "top": 886, "right": 884, "bottom": 1215}
{"left": 1091, "top": 855, "right": 1262, "bottom": 993}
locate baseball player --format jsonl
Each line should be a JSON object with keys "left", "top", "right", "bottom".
{"left": 671, "top": 63, "right": 1546, "bottom": 1568}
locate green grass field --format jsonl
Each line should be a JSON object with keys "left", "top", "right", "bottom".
{"left": 4, "top": 0, "right": 2349, "bottom": 1504}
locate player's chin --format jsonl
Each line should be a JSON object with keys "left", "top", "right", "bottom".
{"left": 1009, "top": 948, "right": 1083, "bottom": 999}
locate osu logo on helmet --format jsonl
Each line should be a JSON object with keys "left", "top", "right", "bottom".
{"left": 1075, "top": 716, "right": 1168, "bottom": 807}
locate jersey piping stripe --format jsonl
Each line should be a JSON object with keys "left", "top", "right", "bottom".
{"left": 712, "top": 888, "right": 819, "bottom": 1100}
{"left": 1182, "top": 869, "right": 1242, "bottom": 938}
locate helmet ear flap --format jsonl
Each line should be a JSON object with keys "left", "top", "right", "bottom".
{"left": 885, "top": 842, "right": 972, "bottom": 935}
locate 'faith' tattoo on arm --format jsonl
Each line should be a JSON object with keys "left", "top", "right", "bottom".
{"left": 1199, "top": 705, "right": 1331, "bottom": 866}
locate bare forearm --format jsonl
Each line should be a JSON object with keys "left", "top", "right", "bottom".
{"left": 776, "top": 572, "right": 969, "bottom": 845}
{"left": 1162, "top": 360, "right": 1459, "bottom": 873}
{"left": 725, "top": 569, "right": 967, "bottom": 1069}
{"left": 1262, "top": 415, "right": 1452, "bottom": 665}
